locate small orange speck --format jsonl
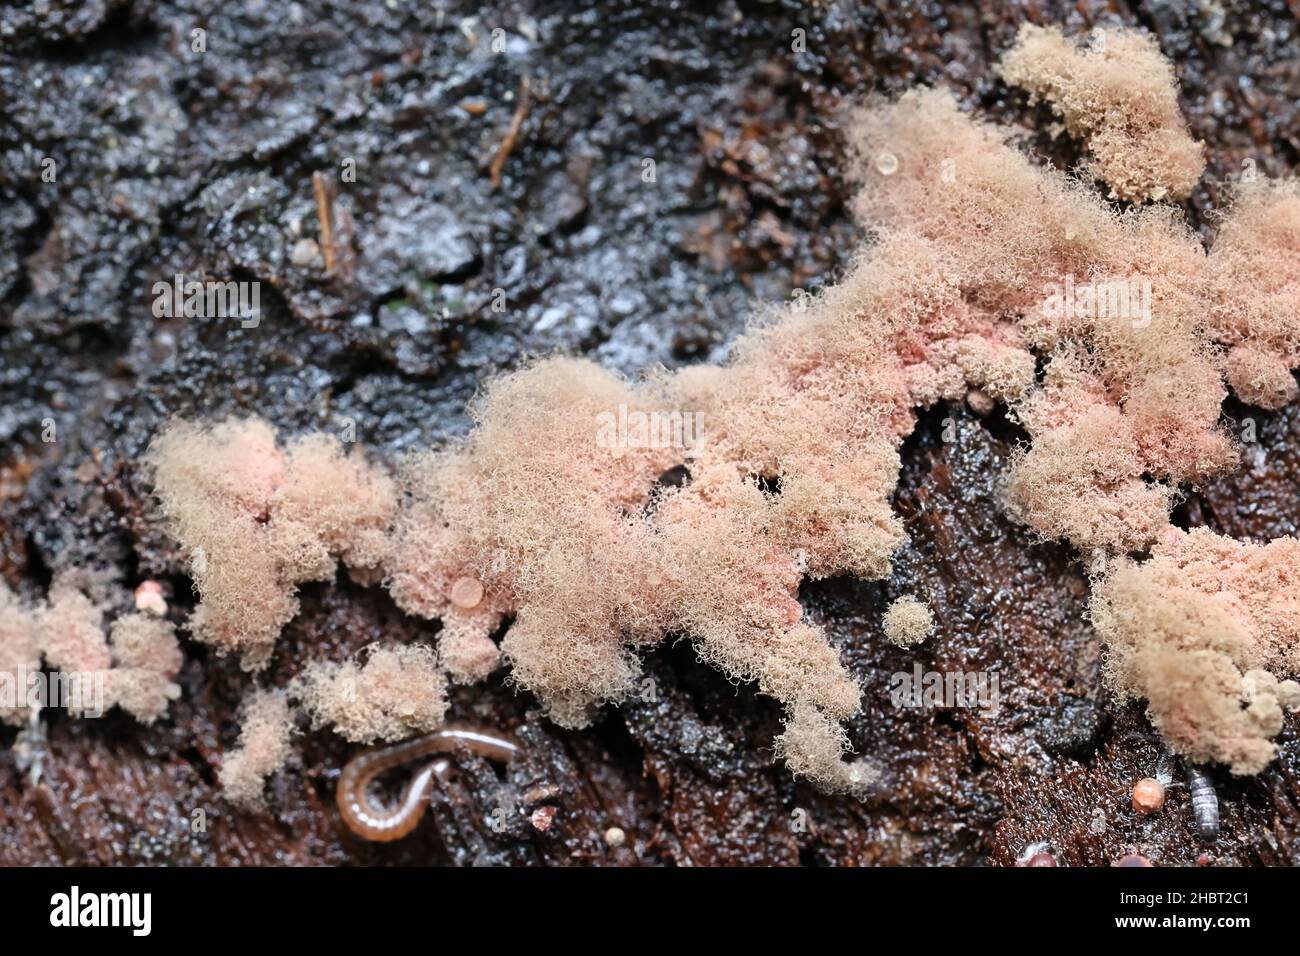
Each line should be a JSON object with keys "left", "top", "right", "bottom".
{"left": 1132, "top": 777, "right": 1165, "bottom": 814}
{"left": 135, "top": 580, "right": 168, "bottom": 616}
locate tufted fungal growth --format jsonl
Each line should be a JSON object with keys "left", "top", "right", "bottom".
{"left": 997, "top": 24, "right": 1206, "bottom": 202}
{"left": 1091, "top": 528, "right": 1300, "bottom": 775}
{"left": 216, "top": 643, "right": 450, "bottom": 804}
{"left": 3, "top": 575, "right": 186, "bottom": 724}
{"left": 148, "top": 25, "right": 1300, "bottom": 794}
{"left": 105, "top": 613, "right": 184, "bottom": 724}
{"left": 294, "top": 643, "right": 448, "bottom": 744}
{"left": 0, "top": 582, "right": 39, "bottom": 726}
{"left": 144, "top": 418, "right": 396, "bottom": 670}
{"left": 847, "top": 85, "right": 1239, "bottom": 553}
{"left": 219, "top": 688, "right": 296, "bottom": 809}
{"left": 883, "top": 597, "right": 935, "bottom": 648}
{"left": 1207, "top": 179, "right": 1300, "bottom": 409}
{"left": 38, "top": 580, "right": 113, "bottom": 677}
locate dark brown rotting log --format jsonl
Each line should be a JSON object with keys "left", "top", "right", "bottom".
{"left": 2, "top": 0, "right": 1300, "bottom": 866}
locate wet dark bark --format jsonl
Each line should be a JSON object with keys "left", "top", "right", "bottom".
{"left": 2, "top": 0, "right": 1299, "bottom": 866}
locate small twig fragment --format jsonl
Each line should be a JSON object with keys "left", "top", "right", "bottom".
{"left": 489, "top": 78, "right": 532, "bottom": 190}
{"left": 312, "top": 171, "right": 337, "bottom": 274}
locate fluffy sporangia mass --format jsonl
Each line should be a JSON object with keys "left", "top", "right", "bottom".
{"left": 1, "top": 572, "right": 182, "bottom": 726}
{"left": 5, "top": 24, "right": 1297, "bottom": 806}
{"left": 997, "top": 24, "right": 1207, "bottom": 202}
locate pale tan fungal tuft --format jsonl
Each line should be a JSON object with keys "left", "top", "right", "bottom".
{"left": 219, "top": 688, "right": 295, "bottom": 808}
{"left": 295, "top": 643, "right": 448, "bottom": 743}
{"left": 145, "top": 418, "right": 396, "bottom": 670}
{"left": 1092, "top": 528, "right": 1300, "bottom": 774}
{"left": 105, "top": 614, "right": 183, "bottom": 724}
{"left": 998, "top": 24, "right": 1206, "bottom": 201}
{"left": 143, "top": 30, "right": 1300, "bottom": 791}
{"left": 883, "top": 597, "right": 935, "bottom": 648}
{"left": 0, "top": 582, "right": 40, "bottom": 726}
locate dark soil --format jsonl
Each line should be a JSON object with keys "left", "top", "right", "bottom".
{"left": 2, "top": 0, "right": 1299, "bottom": 865}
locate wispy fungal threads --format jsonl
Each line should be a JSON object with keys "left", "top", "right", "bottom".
{"left": 1207, "top": 179, "right": 1300, "bottom": 409}
{"left": 0, "top": 583, "right": 39, "bottom": 726}
{"left": 218, "top": 688, "right": 295, "bottom": 809}
{"left": 997, "top": 24, "right": 1206, "bottom": 202}
{"left": 144, "top": 418, "right": 396, "bottom": 670}
{"left": 41, "top": 575, "right": 182, "bottom": 722}
{"left": 38, "top": 581, "right": 112, "bottom": 677}
{"left": 1092, "top": 528, "right": 1300, "bottom": 775}
{"left": 849, "top": 81, "right": 1243, "bottom": 552}
{"left": 294, "top": 643, "right": 448, "bottom": 744}
{"left": 882, "top": 597, "right": 934, "bottom": 648}
{"left": 219, "top": 644, "right": 450, "bottom": 806}
{"left": 2, "top": 575, "right": 182, "bottom": 725}
{"left": 104, "top": 613, "right": 183, "bottom": 724}
{"left": 148, "top": 24, "right": 1300, "bottom": 800}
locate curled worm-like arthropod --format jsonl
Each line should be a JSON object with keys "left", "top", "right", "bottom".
{"left": 337, "top": 725, "right": 522, "bottom": 842}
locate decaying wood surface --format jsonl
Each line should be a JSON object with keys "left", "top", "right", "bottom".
{"left": 2, "top": 0, "right": 1299, "bottom": 865}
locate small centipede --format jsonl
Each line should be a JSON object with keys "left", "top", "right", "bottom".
{"left": 337, "top": 725, "right": 522, "bottom": 842}
{"left": 1183, "top": 760, "right": 1219, "bottom": 842}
